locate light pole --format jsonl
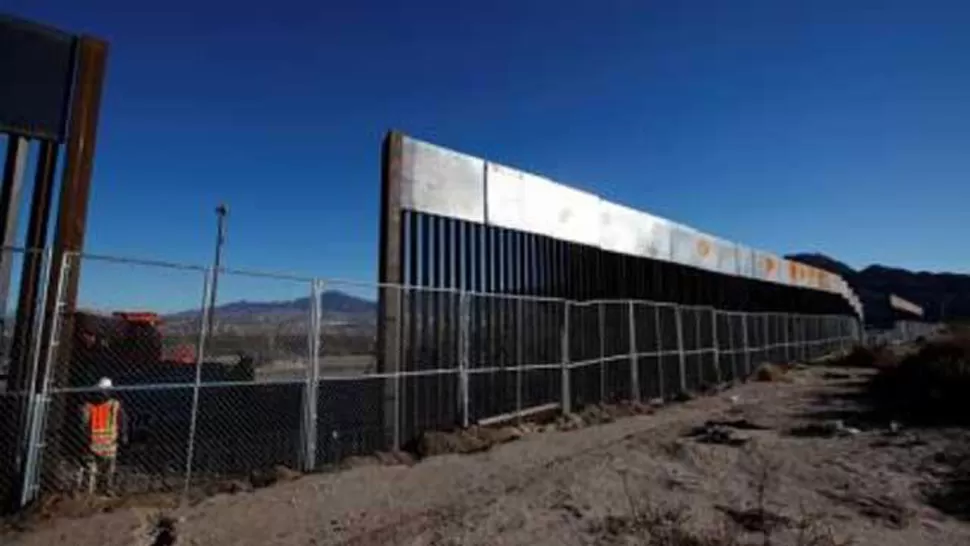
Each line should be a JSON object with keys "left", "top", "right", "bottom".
{"left": 207, "top": 204, "right": 228, "bottom": 336}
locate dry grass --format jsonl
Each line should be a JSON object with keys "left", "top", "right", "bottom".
{"left": 594, "top": 453, "right": 855, "bottom": 546}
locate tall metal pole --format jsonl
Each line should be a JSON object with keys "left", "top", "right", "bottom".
{"left": 207, "top": 204, "right": 228, "bottom": 337}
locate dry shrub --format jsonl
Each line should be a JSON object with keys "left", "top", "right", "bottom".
{"left": 754, "top": 364, "right": 789, "bottom": 382}
{"left": 869, "top": 337, "right": 970, "bottom": 425}
{"left": 840, "top": 345, "right": 897, "bottom": 369}
{"left": 594, "top": 471, "right": 744, "bottom": 546}
{"left": 414, "top": 426, "right": 522, "bottom": 458}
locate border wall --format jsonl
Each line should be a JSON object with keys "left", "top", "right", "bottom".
{"left": 377, "top": 131, "right": 864, "bottom": 445}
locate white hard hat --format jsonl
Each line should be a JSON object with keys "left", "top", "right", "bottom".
{"left": 97, "top": 377, "right": 113, "bottom": 390}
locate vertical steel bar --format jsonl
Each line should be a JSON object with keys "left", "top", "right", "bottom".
{"left": 694, "top": 305, "right": 703, "bottom": 387}
{"left": 741, "top": 312, "right": 750, "bottom": 378}
{"left": 442, "top": 219, "right": 454, "bottom": 424}
{"left": 712, "top": 308, "right": 722, "bottom": 385}
{"left": 459, "top": 292, "right": 470, "bottom": 428}
{"left": 561, "top": 300, "right": 571, "bottom": 414}
{"left": 598, "top": 302, "right": 606, "bottom": 403}
{"left": 408, "top": 212, "right": 420, "bottom": 436}
{"left": 499, "top": 229, "right": 509, "bottom": 415}
{"left": 516, "top": 298, "right": 523, "bottom": 419}
{"left": 0, "top": 136, "right": 28, "bottom": 360}
{"left": 761, "top": 313, "right": 774, "bottom": 361}
{"left": 675, "top": 305, "right": 687, "bottom": 394}
{"left": 654, "top": 304, "right": 663, "bottom": 400}
{"left": 9, "top": 141, "right": 58, "bottom": 392}
{"left": 0, "top": 138, "right": 30, "bottom": 505}
{"left": 419, "top": 215, "right": 431, "bottom": 429}
{"left": 628, "top": 300, "right": 639, "bottom": 402}
{"left": 182, "top": 268, "right": 213, "bottom": 498}
{"left": 780, "top": 313, "right": 792, "bottom": 362}
{"left": 726, "top": 311, "right": 736, "bottom": 382}
{"left": 394, "top": 285, "right": 404, "bottom": 447}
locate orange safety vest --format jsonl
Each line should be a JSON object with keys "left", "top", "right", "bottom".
{"left": 84, "top": 400, "right": 121, "bottom": 457}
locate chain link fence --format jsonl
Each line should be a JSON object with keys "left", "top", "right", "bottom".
{"left": 864, "top": 321, "right": 943, "bottom": 347}
{"left": 0, "top": 250, "right": 939, "bottom": 510}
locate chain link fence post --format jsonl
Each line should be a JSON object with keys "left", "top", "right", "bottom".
{"left": 19, "top": 248, "right": 59, "bottom": 507}
{"left": 182, "top": 267, "right": 213, "bottom": 500}
{"left": 301, "top": 279, "right": 321, "bottom": 472}
{"left": 561, "top": 300, "right": 571, "bottom": 415}
{"left": 628, "top": 300, "right": 639, "bottom": 402}
{"left": 675, "top": 305, "right": 687, "bottom": 394}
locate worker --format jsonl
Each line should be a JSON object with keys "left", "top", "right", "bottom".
{"left": 78, "top": 377, "right": 125, "bottom": 495}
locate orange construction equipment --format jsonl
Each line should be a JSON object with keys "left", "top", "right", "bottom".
{"left": 111, "top": 311, "right": 161, "bottom": 327}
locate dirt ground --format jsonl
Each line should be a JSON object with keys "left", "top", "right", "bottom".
{"left": 6, "top": 363, "right": 970, "bottom": 546}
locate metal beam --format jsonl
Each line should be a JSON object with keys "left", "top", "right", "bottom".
{"left": 39, "top": 35, "right": 108, "bottom": 389}
{"left": 377, "top": 131, "right": 403, "bottom": 447}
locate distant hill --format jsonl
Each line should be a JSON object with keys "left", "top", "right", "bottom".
{"left": 164, "top": 290, "right": 377, "bottom": 334}
{"left": 197, "top": 291, "right": 376, "bottom": 317}
{"left": 786, "top": 253, "right": 969, "bottom": 323}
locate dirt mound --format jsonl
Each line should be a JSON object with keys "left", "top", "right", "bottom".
{"left": 839, "top": 345, "right": 900, "bottom": 369}
{"left": 754, "top": 363, "right": 791, "bottom": 382}
{"left": 416, "top": 426, "right": 522, "bottom": 458}
{"left": 249, "top": 465, "right": 302, "bottom": 489}
{"left": 415, "top": 402, "right": 658, "bottom": 458}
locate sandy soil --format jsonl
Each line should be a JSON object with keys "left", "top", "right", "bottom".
{"left": 6, "top": 364, "right": 970, "bottom": 546}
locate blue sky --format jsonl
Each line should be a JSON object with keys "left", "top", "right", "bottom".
{"left": 3, "top": 0, "right": 969, "bottom": 311}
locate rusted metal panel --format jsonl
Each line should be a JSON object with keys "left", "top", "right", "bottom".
{"left": 754, "top": 251, "right": 782, "bottom": 284}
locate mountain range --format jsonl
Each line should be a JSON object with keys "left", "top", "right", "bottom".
{"left": 162, "top": 290, "right": 377, "bottom": 335}
{"left": 786, "top": 253, "right": 968, "bottom": 323}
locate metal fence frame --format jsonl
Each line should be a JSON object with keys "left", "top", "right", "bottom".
{"left": 0, "top": 250, "right": 934, "bottom": 509}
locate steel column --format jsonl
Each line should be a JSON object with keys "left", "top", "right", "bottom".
{"left": 377, "top": 131, "right": 404, "bottom": 446}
